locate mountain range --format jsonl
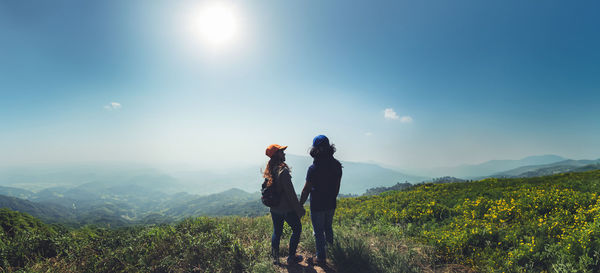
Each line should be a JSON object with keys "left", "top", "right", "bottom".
{"left": 283, "top": 155, "right": 426, "bottom": 194}
{"left": 420, "top": 155, "right": 569, "bottom": 178}
{"left": 490, "top": 159, "right": 600, "bottom": 178}
{"left": 0, "top": 187, "right": 265, "bottom": 227}
{"left": 0, "top": 155, "right": 424, "bottom": 226}
{"left": 1, "top": 154, "right": 600, "bottom": 226}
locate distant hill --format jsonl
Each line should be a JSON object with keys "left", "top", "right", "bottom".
{"left": 491, "top": 159, "right": 600, "bottom": 178}
{"left": 165, "top": 188, "right": 266, "bottom": 218}
{"left": 0, "top": 158, "right": 426, "bottom": 197}
{"left": 0, "top": 195, "right": 74, "bottom": 223}
{"left": 425, "top": 154, "right": 567, "bottom": 178}
{"left": 167, "top": 155, "right": 426, "bottom": 195}
{"left": 0, "top": 164, "right": 270, "bottom": 226}
{"left": 0, "top": 186, "right": 33, "bottom": 199}
{"left": 12, "top": 156, "right": 595, "bottom": 225}
{"left": 574, "top": 163, "right": 600, "bottom": 172}
{"left": 0, "top": 164, "right": 185, "bottom": 194}
{"left": 363, "top": 176, "right": 468, "bottom": 196}
{"left": 285, "top": 155, "right": 426, "bottom": 194}
{"left": 0, "top": 186, "right": 266, "bottom": 226}
{"left": 364, "top": 182, "right": 413, "bottom": 196}
{"left": 0, "top": 193, "right": 135, "bottom": 227}
{"left": 426, "top": 176, "right": 469, "bottom": 184}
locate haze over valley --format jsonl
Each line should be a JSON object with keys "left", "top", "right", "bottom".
{"left": 2, "top": 153, "right": 599, "bottom": 227}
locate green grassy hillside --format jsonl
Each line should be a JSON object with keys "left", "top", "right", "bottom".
{"left": 336, "top": 170, "right": 600, "bottom": 272}
{"left": 2, "top": 170, "right": 600, "bottom": 272}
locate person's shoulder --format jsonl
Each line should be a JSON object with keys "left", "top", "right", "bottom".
{"left": 333, "top": 158, "right": 342, "bottom": 168}
{"left": 306, "top": 164, "right": 319, "bottom": 180}
{"left": 333, "top": 159, "right": 342, "bottom": 174}
{"left": 278, "top": 166, "right": 291, "bottom": 177}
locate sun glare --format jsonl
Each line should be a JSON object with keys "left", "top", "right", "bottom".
{"left": 192, "top": 2, "right": 239, "bottom": 48}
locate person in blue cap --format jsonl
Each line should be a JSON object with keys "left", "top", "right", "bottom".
{"left": 300, "top": 135, "right": 343, "bottom": 265}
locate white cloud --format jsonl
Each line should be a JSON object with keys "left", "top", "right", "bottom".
{"left": 365, "top": 132, "right": 373, "bottom": 136}
{"left": 384, "top": 108, "right": 413, "bottom": 123}
{"left": 384, "top": 108, "right": 399, "bottom": 120}
{"left": 400, "top": 116, "right": 413, "bottom": 123}
{"left": 104, "top": 102, "right": 122, "bottom": 110}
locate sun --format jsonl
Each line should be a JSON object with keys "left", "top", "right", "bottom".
{"left": 192, "top": 2, "right": 239, "bottom": 48}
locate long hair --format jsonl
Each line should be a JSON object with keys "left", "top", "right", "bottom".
{"left": 310, "top": 144, "right": 336, "bottom": 159}
{"left": 263, "top": 154, "right": 288, "bottom": 187}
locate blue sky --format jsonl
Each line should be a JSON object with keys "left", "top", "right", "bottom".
{"left": 1, "top": 0, "right": 599, "bottom": 170}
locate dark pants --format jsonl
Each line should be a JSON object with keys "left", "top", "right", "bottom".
{"left": 311, "top": 209, "right": 335, "bottom": 260}
{"left": 271, "top": 210, "right": 302, "bottom": 259}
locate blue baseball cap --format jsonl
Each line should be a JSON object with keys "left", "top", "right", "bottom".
{"left": 312, "top": 135, "right": 330, "bottom": 147}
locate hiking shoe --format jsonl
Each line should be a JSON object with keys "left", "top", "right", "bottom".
{"left": 286, "top": 254, "right": 303, "bottom": 264}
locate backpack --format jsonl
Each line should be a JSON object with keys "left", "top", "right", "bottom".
{"left": 261, "top": 177, "right": 280, "bottom": 207}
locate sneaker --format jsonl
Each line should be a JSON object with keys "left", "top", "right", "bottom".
{"left": 286, "top": 254, "right": 303, "bottom": 264}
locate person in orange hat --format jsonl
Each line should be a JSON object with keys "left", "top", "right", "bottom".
{"left": 264, "top": 144, "right": 305, "bottom": 265}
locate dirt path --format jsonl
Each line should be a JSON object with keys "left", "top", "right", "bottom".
{"left": 272, "top": 249, "right": 475, "bottom": 273}
{"left": 274, "top": 250, "right": 335, "bottom": 273}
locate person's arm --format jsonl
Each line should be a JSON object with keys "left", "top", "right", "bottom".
{"left": 279, "top": 169, "right": 305, "bottom": 216}
{"left": 300, "top": 166, "right": 313, "bottom": 205}
{"left": 334, "top": 166, "right": 342, "bottom": 197}
{"left": 300, "top": 180, "right": 312, "bottom": 205}
{"left": 334, "top": 177, "right": 341, "bottom": 197}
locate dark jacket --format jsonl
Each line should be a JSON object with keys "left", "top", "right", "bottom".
{"left": 303, "top": 156, "right": 342, "bottom": 212}
{"left": 270, "top": 167, "right": 305, "bottom": 216}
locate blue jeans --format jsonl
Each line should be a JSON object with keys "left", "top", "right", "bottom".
{"left": 311, "top": 209, "right": 335, "bottom": 260}
{"left": 271, "top": 211, "right": 302, "bottom": 259}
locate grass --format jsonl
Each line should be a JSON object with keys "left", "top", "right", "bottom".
{"left": 1, "top": 211, "right": 429, "bottom": 272}
{"left": 327, "top": 228, "right": 426, "bottom": 273}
